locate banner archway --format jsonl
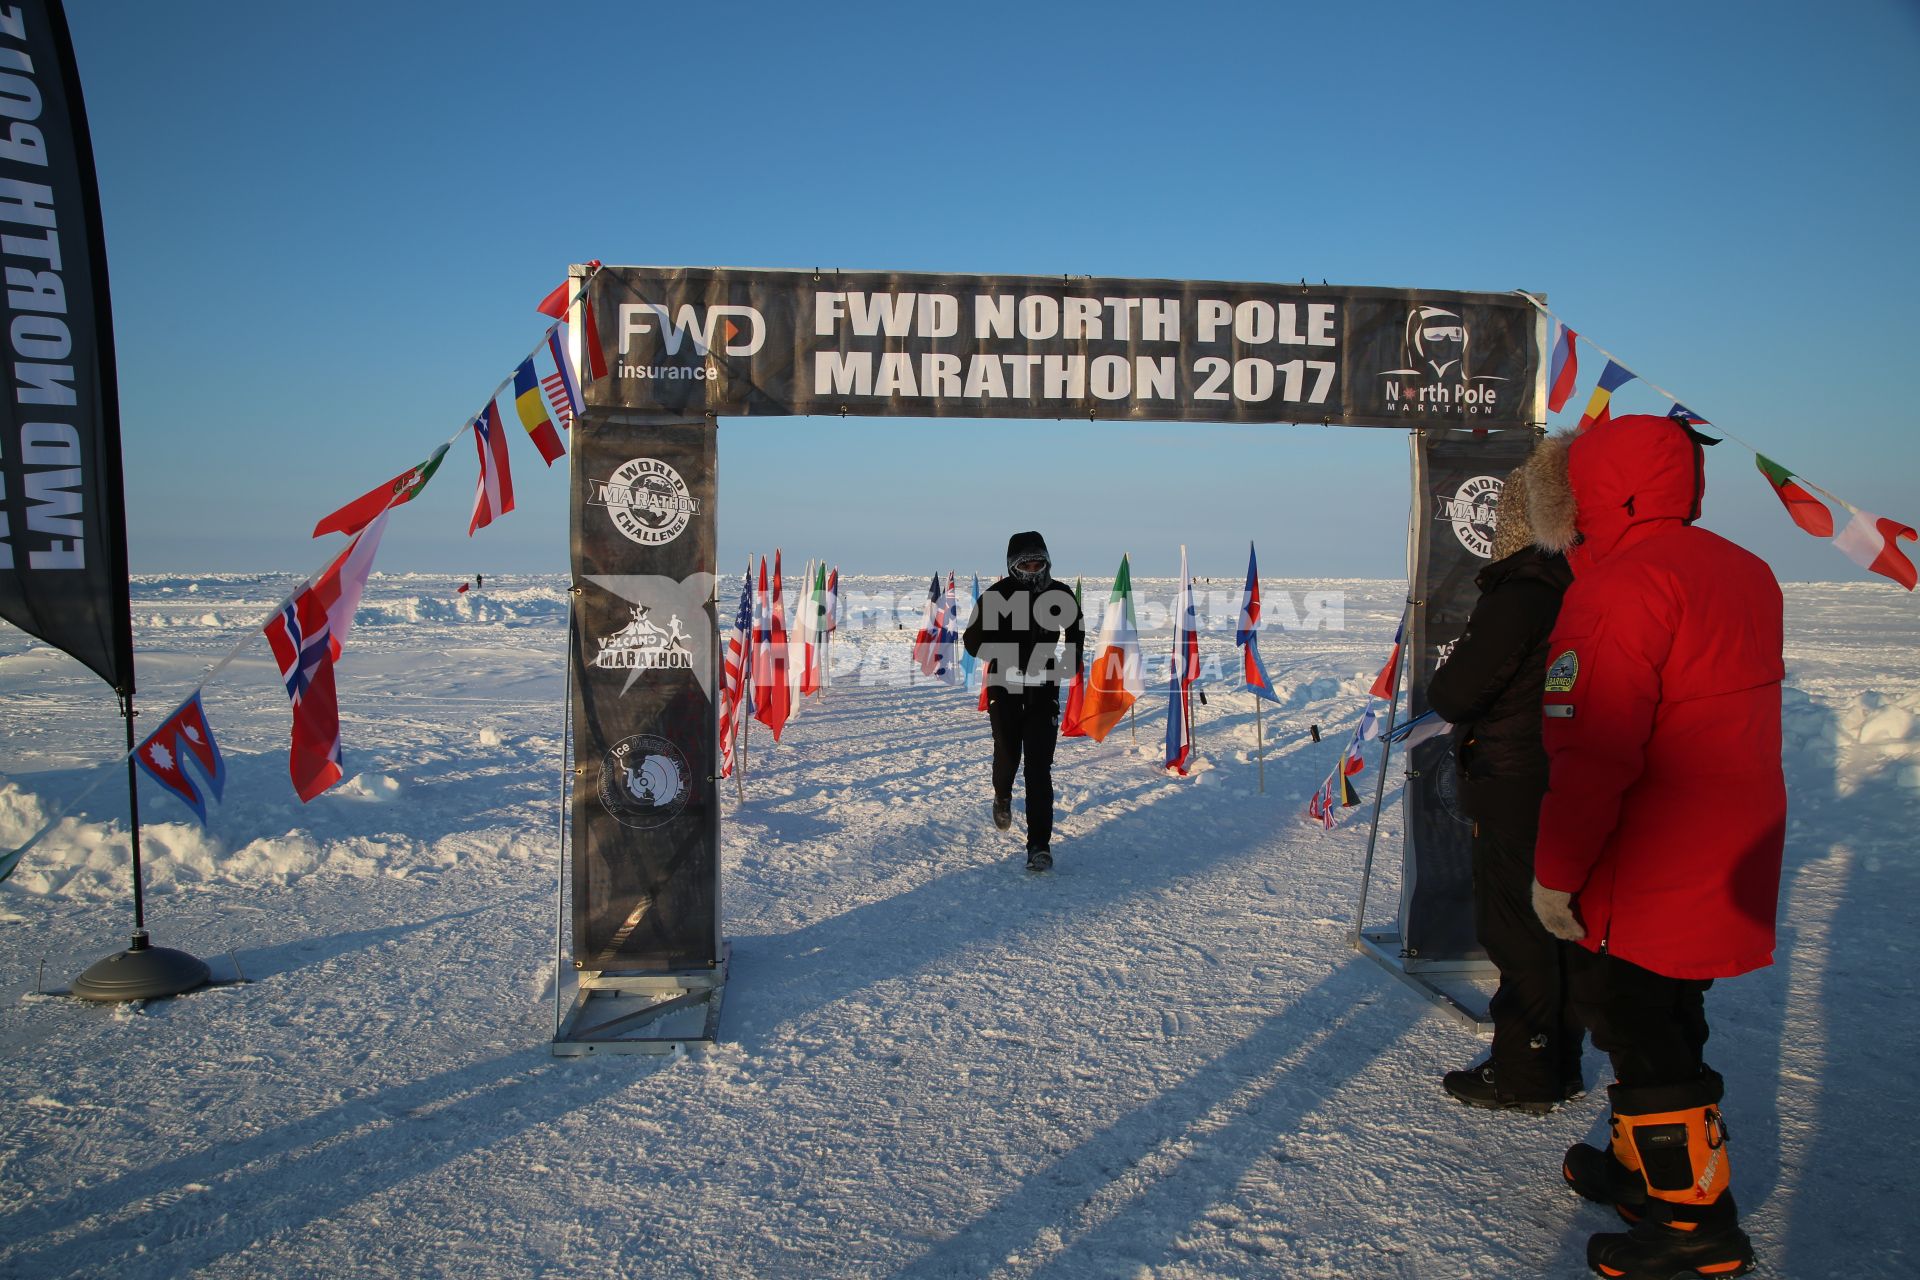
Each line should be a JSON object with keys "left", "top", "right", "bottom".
{"left": 556, "top": 266, "right": 1547, "bottom": 1049}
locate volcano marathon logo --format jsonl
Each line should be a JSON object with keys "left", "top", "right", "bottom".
{"left": 584, "top": 573, "right": 718, "bottom": 698}
{"left": 1437, "top": 474, "right": 1503, "bottom": 558}
{"left": 617, "top": 302, "right": 766, "bottom": 380}
{"left": 1380, "top": 305, "right": 1508, "bottom": 417}
{"left": 592, "top": 457, "right": 699, "bottom": 546}
{"left": 598, "top": 734, "right": 691, "bottom": 829}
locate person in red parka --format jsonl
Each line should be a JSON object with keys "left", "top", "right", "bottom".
{"left": 1527, "top": 414, "right": 1783, "bottom": 1280}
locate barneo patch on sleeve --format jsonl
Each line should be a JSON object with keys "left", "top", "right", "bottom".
{"left": 1544, "top": 650, "right": 1579, "bottom": 694}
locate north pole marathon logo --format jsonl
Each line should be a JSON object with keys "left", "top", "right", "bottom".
{"left": 1380, "top": 305, "right": 1508, "bottom": 417}
{"left": 598, "top": 734, "right": 692, "bottom": 829}
{"left": 1437, "top": 474, "right": 1503, "bottom": 558}
{"left": 594, "top": 457, "right": 700, "bottom": 546}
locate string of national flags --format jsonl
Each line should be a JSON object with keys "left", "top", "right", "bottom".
{"left": 1533, "top": 297, "right": 1917, "bottom": 590}
{"left": 3, "top": 268, "right": 612, "bottom": 879}
{"left": 716, "top": 554, "right": 843, "bottom": 783}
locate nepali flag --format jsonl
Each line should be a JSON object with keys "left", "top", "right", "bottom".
{"left": 133, "top": 692, "right": 228, "bottom": 825}
{"left": 263, "top": 511, "right": 389, "bottom": 801}
{"left": 1834, "top": 507, "right": 1919, "bottom": 591}
{"left": 1755, "top": 453, "right": 1834, "bottom": 538}
{"left": 1237, "top": 543, "right": 1280, "bottom": 702}
{"left": 511, "top": 356, "right": 566, "bottom": 465}
{"left": 1547, "top": 322, "right": 1579, "bottom": 414}
{"left": 536, "top": 266, "right": 607, "bottom": 381}
{"left": 1369, "top": 620, "right": 1403, "bottom": 702}
{"left": 1164, "top": 546, "right": 1200, "bottom": 775}
{"left": 1576, "top": 359, "right": 1635, "bottom": 434}
{"left": 912, "top": 573, "right": 955, "bottom": 681}
{"left": 468, "top": 401, "right": 515, "bottom": 535}
{"left": 718, "top": 563, "right": 755, "bottom": 777}
{"left": 540, "top": 323, "right": 583, "bottom": 431}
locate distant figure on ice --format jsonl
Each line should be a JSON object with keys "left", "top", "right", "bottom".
{"left": 475, "top": 573, "right": 484, "bottom": 590}
{"left": 1529, "top": 414, "right": 1783, "bottom": 1280}
{"left": 962, "top": 531, "right": 1083, "bottom": 872}
{"left": 1426, "top": 443, "right": 1583, "bottom": 1114}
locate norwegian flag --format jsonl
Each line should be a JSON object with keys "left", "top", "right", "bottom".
{"left": 718, "top": 564, "right": 755, "bottom": 778}
{"left": 469, "top": 401, "right": 515, "bottom": 536}
{"left": 262, "top": 511, "right": 389, "bottom": 801}
{"left": 133, "top": 692, "right": 227, "bottom": 824}
{"left": 540, "top": 323, "right": 583, "bottom": 430}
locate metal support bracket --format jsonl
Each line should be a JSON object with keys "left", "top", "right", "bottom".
{"left": 1353, "top": 928, "right": 1494, "bottom": 1030}
{"left": 552, "top": 942, "right": 730, "bottom": 1056}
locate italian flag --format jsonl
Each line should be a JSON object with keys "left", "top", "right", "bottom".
{"left": 1078, "top": 555, "right": 1143, "bottom": 743}
{"left": 801, "top": 561, "right": 828, "bottom": 694}
{"left": 1834, "top": 508, "right": 1918, "bottom": 591}
{"left": 1755, "top": 454, "right": 1834, "bottom": 537}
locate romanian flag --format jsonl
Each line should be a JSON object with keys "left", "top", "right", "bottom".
{"left": 1079, "top": 554, "right": 1143, "bottom": 742}
{"left": 1060, "top": 578, "right": 1088, "bottom": 737}
{"left": 1834, "top": 508, "right": 1919, "bottom": 591}
{"left": 1755, "top": 454, "right": 1834, "bottom": 538}
{"left": 1547, "top": 323, "right": 1579, "bottom": 413}
{"left": 1576, "top": 359, "right": 1635, "bottom": 433}
{"left": 512, "top": 357, "right": 566, "bottom": 465}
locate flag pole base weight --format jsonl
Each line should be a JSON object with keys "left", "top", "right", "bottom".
{"left": 70, "top": 931, "right": 211, "bottom": 1003}
{"left": 1352, "top": 928, "right": 1493, "bottom": 1030}
{"left": 553, "top": 942, "right": 729, "bottom": 1057}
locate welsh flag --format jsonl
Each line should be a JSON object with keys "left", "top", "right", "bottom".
{"left": 1834, "top": 508, "right": 1919, "bottom": 591}
{"left": 1060, "top": 578, "right": 1088, "bottom": 738}
{"left": 311, "top": 443, "right": 449, "bottom": 538}
{"left": 1755, "top": 453, "right": 1834, "bottom": 538}
{"left": 1079, "top": 554, "right": 1143, "bottom": 743}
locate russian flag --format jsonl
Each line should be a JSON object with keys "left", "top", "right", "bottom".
{"left": 1547, "top": 323, "right": 1579, "bottom": 413}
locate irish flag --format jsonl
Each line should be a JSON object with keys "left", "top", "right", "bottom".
{"left": 1079, "top": 555, "right": 1143, "bottom": 742}
{"left": 1834, "top": 508, "right": 1918, "bottom": 591}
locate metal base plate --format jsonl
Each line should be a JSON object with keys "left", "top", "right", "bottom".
{"left": 70, "top": 944, "right": 211, "bottom": 1003}
{"left": 553, "top": 942, "right": 729, "bottom": 1057}
{"left": 1354, "top": 929, "right": 1495, "bottom": 1029}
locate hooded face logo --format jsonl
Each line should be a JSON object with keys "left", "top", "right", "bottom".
{"left": 1406, "top": 306, "right": 1469, "bottom": 381}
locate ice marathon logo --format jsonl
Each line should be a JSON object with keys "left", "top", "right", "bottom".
{"left": 592, "top": 457, "right": 700, "bottom": 546}
{"left": 1381, "top": 305, "right": 1507, "bottom": 416}
{"left": 1438, "top": 474, "right": 1503, "bottom": 558}
{"left": 598, "top": 733, "right": 691, "bottom": 829}
{"left": 617, "top": 301, "right": 766, "bottom": 381}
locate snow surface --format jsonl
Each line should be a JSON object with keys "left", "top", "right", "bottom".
{"left": 0, "top": 573, "right": 1915, "bottom": 1278}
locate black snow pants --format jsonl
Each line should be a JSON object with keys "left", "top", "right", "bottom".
{"left": 1471, "top": 788, "right": 1585, "bottom": 1099}
{"left": 1567, "top": 947, "right": 1713, "bottom": 1090}
{"left": 988, "top": 685, "right": 1060, "bottom": 852}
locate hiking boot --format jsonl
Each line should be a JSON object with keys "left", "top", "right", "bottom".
{"left": 992, "top": 795, "right": 1012, "bottom": 830}
{"left": 1564, "top": 1141, "right": 1648, "bottom": 1220}
{"left": 1442, "top": 1062, "right": 1558, "bottom": 1115}
{"left": 1586, "top": 1196, "right": 1754, "bottom": 1279}
{"left": 1025, "top": 847, "right": 1053, "bottom": 872}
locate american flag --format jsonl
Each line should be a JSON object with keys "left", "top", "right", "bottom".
{"left": 718, "top": 565, "right": 755, "bottom": 778}
{"left": 540, "top": 323, "right": 583, "bottom": 429}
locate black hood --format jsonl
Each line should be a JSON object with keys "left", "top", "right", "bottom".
{"left": 1006, "top": 531, "right": 1051, "bottom": 583}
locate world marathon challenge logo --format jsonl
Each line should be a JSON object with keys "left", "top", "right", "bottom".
{"left": 1380, "top": 305, "right": 1508, "bottom": 417}
{"left": 1437, "top": 474, "right": 1503, "bottom": 558}
{"left": 591, "top": 457, "right": 700, "bottom": 546}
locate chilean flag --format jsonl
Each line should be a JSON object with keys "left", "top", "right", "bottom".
{"left": 468, "top": 401, "right": 515, "bottom": 535}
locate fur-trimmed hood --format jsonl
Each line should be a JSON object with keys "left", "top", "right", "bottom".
{"left": 1521, "top": 431, "right": 1579, "bottom": 554}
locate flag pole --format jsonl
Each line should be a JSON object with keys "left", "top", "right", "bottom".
{"left": 554, "top": 610, "right": 575, "bottom": 1038}
{"left": 1352, "top": 597, "right": 1412, "bottom": 947}
{"left": 1255, "top": 696, "right": 1265, "bottom": 793}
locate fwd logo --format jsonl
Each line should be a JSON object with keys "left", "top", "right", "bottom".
{"left": 619, "top": 302, "right": 767, "bottom": 358}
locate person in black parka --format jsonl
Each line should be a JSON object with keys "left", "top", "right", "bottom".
{"left": 962, "top": 531, "right": 1084, "bottom": 871}
{"left": 1427, "top": 445, "right": 1584, "bottom": 1112}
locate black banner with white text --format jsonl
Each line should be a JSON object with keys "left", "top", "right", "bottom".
{"left": 0, "top": 0, "right": 133, "bottom": 692}
{"left": 585, "top": 267, "right": 1544, "bottom": 429}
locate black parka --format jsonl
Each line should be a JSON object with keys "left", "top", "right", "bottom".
{"left": 1424, "top": 547, "right": 1573, "bottom": 817}
{"left": 962, "top": 576, "right": 1084, "bottom": 693}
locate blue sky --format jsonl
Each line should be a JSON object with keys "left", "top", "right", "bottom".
{"left": 69, "top": 0, "right": 1919, "bottom": 584}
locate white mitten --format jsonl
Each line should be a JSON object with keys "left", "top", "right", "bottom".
{"left": 1531, "top": 878, "right": 1586, "bottom": 942}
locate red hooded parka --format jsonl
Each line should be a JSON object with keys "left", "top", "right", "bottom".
{"left": 1534, "top": 415, "right": 1786, "bottom": 980}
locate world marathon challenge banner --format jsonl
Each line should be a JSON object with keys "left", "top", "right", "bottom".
{"left": 569, "top": 420, "right": 720, "bottom": 974}
{"left": 583, "top": 267, "right": 1544, "bottom": 428}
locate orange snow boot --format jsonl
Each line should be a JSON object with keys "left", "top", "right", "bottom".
{"left": 1584, "top": 1071, "right": 1754, "bottom": 1279}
